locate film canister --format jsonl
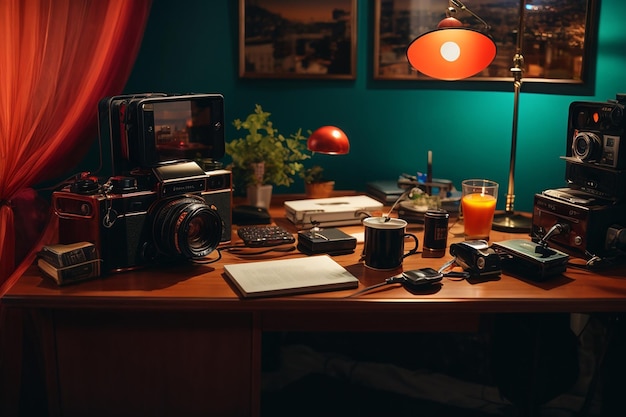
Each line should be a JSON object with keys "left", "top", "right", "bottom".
{"left": 422, "top": 209, "right": 449, "bottom": 258}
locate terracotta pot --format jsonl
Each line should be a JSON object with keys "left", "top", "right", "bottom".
{"left": 305, "top": 181, "right": 335, "bottom": 198}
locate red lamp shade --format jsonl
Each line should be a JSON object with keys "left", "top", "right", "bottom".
{"left": 307, "top": 126, "right": 350, "bottom": 155}
{"left": 437, "top": 17, "right": 463, "bottom": 28}
{"left": 406, "top": 27, "right": 496, "bottom": 81}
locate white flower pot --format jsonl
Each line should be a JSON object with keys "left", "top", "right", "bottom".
{"left": 246, "top": 184, "right": 273, "bottom": 209}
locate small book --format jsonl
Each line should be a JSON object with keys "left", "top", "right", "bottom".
{"left": 366, "top": 180, "right": 405, "bottom": 203}
{"left": 223, "top": 255, "right": 359, "bottom": 298}
{"left": 37, "top": 258, "right": 101, "bottom": 286}
{"left": 38, "top": 241, "right": 98, "bottom": 268}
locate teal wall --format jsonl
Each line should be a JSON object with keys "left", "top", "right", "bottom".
{"left": 124, "top": 0, "right": 626, "bottom": 212}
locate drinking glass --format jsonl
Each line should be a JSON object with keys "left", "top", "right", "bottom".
{"left": 461, "top": 179, "right": 498, "bottom": 240}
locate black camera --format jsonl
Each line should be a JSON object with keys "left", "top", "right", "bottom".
{"left": 565, "top": 95, "right": 626, "bottom": 170}
{"left": 449, "top": 240, "right": 501, "bottom": 279}
{"left": 54, "top": 93, "right": 232, "bottom": 273}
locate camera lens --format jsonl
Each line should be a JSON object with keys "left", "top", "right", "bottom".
{"left": 152, "top": 196, "right": 222, "bottom": 259}
{"left": 572, "top": 132, "right": 601, "bottom": 161}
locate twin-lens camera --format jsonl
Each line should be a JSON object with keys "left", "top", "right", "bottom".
{"left": 53, "top": 94, "right": 232, "bottom": 273}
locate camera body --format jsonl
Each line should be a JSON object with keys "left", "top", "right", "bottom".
{"left": 54, "top": 163, "right": 231, "bottom": 272}
{"left": 563, "top": 95, "right": 626, "bottom": 201}
{"left": 55, "top": 93, "right": 232, "bottom": 273}
{"left": 566, "top": 97, "right": 626, "bottom": 170}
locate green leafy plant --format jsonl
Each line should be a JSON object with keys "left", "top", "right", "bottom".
{"left": 226, "top": 105, "right": 310, "bottom": 188}
{"left": 300, "top": 165, "right": 328, "bottom": 184}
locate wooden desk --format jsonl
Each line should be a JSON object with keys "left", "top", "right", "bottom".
{"left": 2, "top": 202, "right": 626, "bottom": 417}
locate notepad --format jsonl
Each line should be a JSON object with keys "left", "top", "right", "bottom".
{"left": 223, "top": 255, "right": 359, "bottom": 298}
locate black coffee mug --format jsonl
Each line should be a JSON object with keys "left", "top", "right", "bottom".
{"left": 362, "top": 217, "right": 419, "bottom": 270}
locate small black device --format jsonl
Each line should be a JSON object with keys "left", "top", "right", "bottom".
{"left": 232, "top": 205, "right": 271, "bottom": 225}
{"left": 492, "top": 239, "right": 569, "bottom": 281}
{"left": 237, "top": 225, "right": 295, "bottom": 247}
{"left": 401, "top": 268, "right": 443, "bottom": 288}
{"left": 297, "top": 227, "right": 357, "bottom": 255}
{"left": 449, "top": 240, "right": 501, "bottom": 278}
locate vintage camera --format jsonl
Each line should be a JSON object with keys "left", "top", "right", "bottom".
{"left": 54, "top": 93, "right": 232, "bottom": 273}
{"left": 54, "top": 163, "right": 232, "bottom": 273}
{"left": 565, "top": 95, "right": 626, "bottom": 170}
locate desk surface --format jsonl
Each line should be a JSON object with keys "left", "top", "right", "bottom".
{"left": 4, "top": 199, "right": 626, "bottom": 315}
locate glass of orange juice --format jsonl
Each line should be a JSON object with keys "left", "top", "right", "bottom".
{"left": 461, "top": 179, "right": 499, "bottom": 240}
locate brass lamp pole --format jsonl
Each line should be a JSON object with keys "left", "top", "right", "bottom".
{"left": 492, "top": 0, "right": 532, "bottom": 232}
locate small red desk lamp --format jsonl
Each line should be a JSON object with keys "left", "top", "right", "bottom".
{"left": 305, "top": 126, "right": 350, "bottom": 236}
{"left": 307, "top": 126, "right": 350, "bottom": 155}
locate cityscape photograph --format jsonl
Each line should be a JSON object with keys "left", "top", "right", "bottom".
{"left": 241, "top": 0, "right": 355, "bottom": 78}
{"left": 376, "top": 0, "right": 593, "bottom": 81}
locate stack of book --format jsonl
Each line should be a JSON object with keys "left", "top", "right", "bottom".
{"left": 37, "top": 242, "right": 101, "bottom": 285}
{"left": 366, "top": 180, "right": 406, "bottom": 204}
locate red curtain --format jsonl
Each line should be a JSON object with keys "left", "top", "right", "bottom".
{"left": 0, "top": 0, "right": 152, "bottom": 295}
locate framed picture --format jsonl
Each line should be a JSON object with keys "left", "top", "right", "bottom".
{"left": 239, "top": 0, "right": 357, "bottom": 79}
{"left": 374, "top": 0, "right": 598, "bottom": 83}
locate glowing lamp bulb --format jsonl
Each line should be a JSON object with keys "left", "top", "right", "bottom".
{"left": 440, "top": 41, "right": 461, "bottom": 62}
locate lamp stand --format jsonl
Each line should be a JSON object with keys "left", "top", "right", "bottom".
{"left": 492, "top": 0, "right": 532, "bottom": 233}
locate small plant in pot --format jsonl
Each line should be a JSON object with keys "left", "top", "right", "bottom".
{"left": 301, "top": 165, "right": 335, "bottom": 198}
{"left": 225, "top": 104, "right": 310, "bottom": 208}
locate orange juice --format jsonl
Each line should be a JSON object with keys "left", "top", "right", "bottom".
{"left": 462, "top": 193, "right": 497, "bottom": 240}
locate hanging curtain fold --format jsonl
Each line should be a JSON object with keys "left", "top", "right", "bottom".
{"left": 0, "top": 0, "right": 152, "bottom": 295}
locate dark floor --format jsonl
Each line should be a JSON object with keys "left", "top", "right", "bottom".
{"left": 262, "top": 373, "right": 499, "bottom": 417}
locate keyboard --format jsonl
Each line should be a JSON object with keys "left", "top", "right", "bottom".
{"left": 237, "top": 225, "right": 296, "bottom": 247}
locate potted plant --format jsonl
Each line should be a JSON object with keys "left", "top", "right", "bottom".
{"left": 225, "top": 104, "right": 310, "bottom": 208}
{"left": 301, "top": 165, "right": 335, "bottom": 198}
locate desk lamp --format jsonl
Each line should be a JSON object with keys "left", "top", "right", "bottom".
{"left": 305, "top": 126, "right": 350, "bottom": 237}
{"left": 406, "top": 0, "right": 497, "bottom": 80}
{"left": 406, "top": 0, "right": 531, "bottom": 232}
{"left": 307, "top": 126, "right": 350, "bottom": 155}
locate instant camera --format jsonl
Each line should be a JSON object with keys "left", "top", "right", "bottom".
{"left": 532, "top": 95, "right": 626, "bottom": 261}
{"left": 53, "top": 93, "right": 232, "bottom": 273}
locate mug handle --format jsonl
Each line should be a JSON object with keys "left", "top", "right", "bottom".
{"left": 402, "top": 233, "right": 419, "bottom": 258}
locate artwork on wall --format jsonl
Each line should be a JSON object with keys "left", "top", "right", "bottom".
{"left": 239, "top": 0, "right": 357, "bottom": 79}
{"left": 374, "top": 0, "right": 598, "bottom": 83}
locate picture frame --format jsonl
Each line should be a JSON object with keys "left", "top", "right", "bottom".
{"left": 239, "top": 0, "right": 357, "bottom": 79}
{"left": 373, "top": 0, "right": 598, "bottom": 83}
